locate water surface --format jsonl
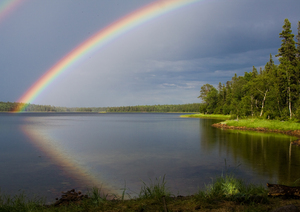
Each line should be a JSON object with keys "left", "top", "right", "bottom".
{"left": 0, "top": 113, "right": 299, "bottom": 201}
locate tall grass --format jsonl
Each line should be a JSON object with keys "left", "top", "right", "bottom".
{"left": 0, "top": 191, "right": 45, "bottom": 212}
{"left": 87, "top": 186, "right": 111, "bottom": 206}
{"left": 196, "top": 174, "right": 268, "bottom": 204}
{"left": 138, "top": 175, "right": 171, "bottom": 200}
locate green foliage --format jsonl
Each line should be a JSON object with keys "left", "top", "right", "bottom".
{"left": 277, "top": 19, "right": 298, "bottom": 64}
{"left": 296, "top": 21, "right": 300, "bottom": 59}
{"left": 107, "top": 103, "right": 202, "bottom": 113}
{"left": 0, "top": 101, "right": 108, "bottom": 112}
{"left": 0, "top": 101, "right": 202, "bottom": 113}
{"left": 196, "top": 174, "right": 268, "bottom": 204}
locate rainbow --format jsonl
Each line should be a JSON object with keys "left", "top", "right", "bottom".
{"left": 0, "top": 0, "right": 23, "bottom": 23}
{"left": 21, "top": 124, "right": 116, "bottom": 195}
{"left": 14, "top": 0, "right": 200, "bottom": 112}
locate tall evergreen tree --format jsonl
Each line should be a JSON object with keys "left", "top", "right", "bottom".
{"left": 296, "top": 21, "right": 300, "bottom": 59}
{"left": 276, "top": 19, "right": 298, "bottom": 119}
{"left": 276, "top": 19, "right": 297, "bottom": 65}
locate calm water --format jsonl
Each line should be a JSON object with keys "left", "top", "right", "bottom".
{"left": 0, "top": 113, "right": 299, "bottom": 201}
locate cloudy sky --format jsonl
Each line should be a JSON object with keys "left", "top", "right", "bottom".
{"left": 1, "top": 0, "right": 299, "bottom": 107}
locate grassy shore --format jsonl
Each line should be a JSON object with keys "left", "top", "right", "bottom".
{"left": 1, "top": 174, "right": 300, "bottom": 212}
{"left": 180, "top": 113, "right": 231, "bottom": 119}
{"left": 181, "top": 114, "right": 300, "bottom": 131}
{"left": 223, "top": 119, "right": 300, "bottom": 131}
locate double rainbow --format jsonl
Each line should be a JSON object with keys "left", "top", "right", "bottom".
{"left": 13, "top": 0, "right": 200, "bottom": 112}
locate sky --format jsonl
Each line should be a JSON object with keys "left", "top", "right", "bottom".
{"left": 0, "top": 0, "right": 300, "bottom": 108}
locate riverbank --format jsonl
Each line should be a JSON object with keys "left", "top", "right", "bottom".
{"left": 1, "top": 174, "right": 300, "bottom": 212}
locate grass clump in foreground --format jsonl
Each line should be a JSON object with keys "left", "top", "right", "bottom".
{"left": 180, "top": 113, "right": 231, "bottom": 119}
{"left": 1, "top": 175, "right": 300, "bottom": 211}
{"left": 224, "top": 118, "right": 300, "bottom": 131}
{"left": 196, "top": 174, "right": 268, "bottom": 205}
{"left": 139, "top": 175, "right": 171, "bottom": 201}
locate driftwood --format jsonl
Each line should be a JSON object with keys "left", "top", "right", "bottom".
{"left": 267, "top": 183, "right": 300, "bottom": 197}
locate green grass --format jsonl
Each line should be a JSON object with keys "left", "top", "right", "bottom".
{"left": 224, "top": 119, "right": 300, "bottom": 131}
{"left": 195, "top": 174, "right": 268, "bottom": 204}
{"left": 180, "top": 113, "right": 231, "bottom": 119}
{"left": 0, "top": 175, "right": 299, "bottom": 211}
{"left": 139, "top": 175, "right": 171, "bottom": 201}
{"left": 0, "top": 191, "right": 45, "bottom": 212}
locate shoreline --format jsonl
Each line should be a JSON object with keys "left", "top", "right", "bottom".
{"left": 212, "top": 122, "right": 300, "bottom": 145}
{"left": 2, "top": 177, "right": 300, "bottom": 212}
{"left": 180, "top": 113, "right": 231, "bottom": 119}
{"left": 180, "top": 113, "right": 300, "bottom": 145}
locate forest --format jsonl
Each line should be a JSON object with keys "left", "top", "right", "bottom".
{"left": 106, "top": 103, "right": 201, "bottom": 112}
{"left": 0, "top": 101, "right": 200, "bottom": 113}
{"left": 198, "top": 19, "right": 300, "bottom": 120}
{"left": 0, "top": 102, "right": 107, "bottom": 113}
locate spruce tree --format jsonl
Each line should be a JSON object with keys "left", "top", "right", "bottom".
{"left": 276, "top": 19, "right": 298, "bottom": 119}
{"left": 296, "top": 21, "right": 300, "bottom": 59}
{"left": 276, "top": 19, "right": 297, "bottom": 65}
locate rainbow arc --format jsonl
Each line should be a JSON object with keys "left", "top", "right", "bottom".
{"left": 13, "top": 0, "right": 200, "bottom": 112}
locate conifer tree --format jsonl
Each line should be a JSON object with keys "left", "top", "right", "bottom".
{"left": 252, "top": 66, "right": 258, "bottom": 77}
{"left": 276, "top": 19, "right": 297, "bottom": 65}
{"left": 296, "top": 21, "right": 300, "bottom": 59}
{"left": 276, "top": 19, "right": 298, "bottom": 119}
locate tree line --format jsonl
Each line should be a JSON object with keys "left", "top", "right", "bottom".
{"left": 0, "top": 102, "right": 107, "bottom": 112}
{"left": 0, "top": 101, "right": 200, "bottom": 113}
{"left": 198, "top": 19, "right": 300, "bottom": 120}
{"left": 106, "top": 103, "right": 201, "bottom": 113}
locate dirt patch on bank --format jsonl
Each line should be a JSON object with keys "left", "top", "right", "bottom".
{"left": 212, "top": 123, "right": 300, "bottom": 146}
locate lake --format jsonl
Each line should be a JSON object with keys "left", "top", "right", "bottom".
{"left": 0, "top": 112, "right": 299, "bottom": 201}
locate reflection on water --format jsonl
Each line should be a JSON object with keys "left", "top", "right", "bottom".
{"left": 0, "top": 113, "right": 299, "bottom": 201}
{"left": 21, "top": 124, "right": 114, "bottom": 194}
{"left": 199, "top": 119, "right": 300, "bottom": 185}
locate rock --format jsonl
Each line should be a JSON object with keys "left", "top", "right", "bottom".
{"left": 267, "top": 183, "right": 300, "bottom": 197}
{"left": 53, "top": 189, "right": 88, "bottom": 206}
{"left": 271, "top": 204, "right": 299, "bottom": 212}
